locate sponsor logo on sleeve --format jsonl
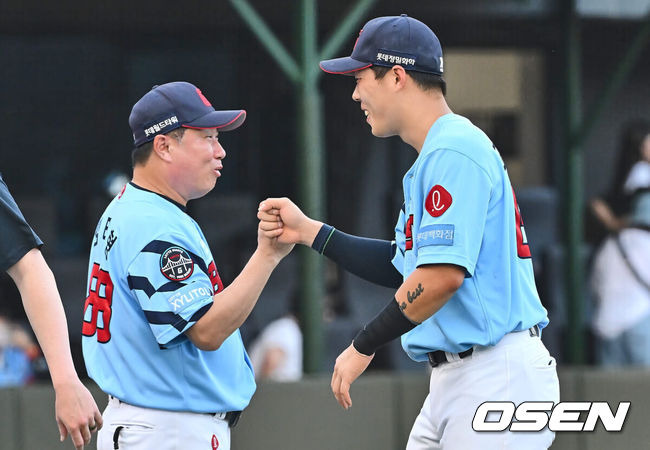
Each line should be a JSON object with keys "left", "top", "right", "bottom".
{"left": 425, "top": 185, "right": 452, "bottom": 217}
{"left": 160, "top": 246, "right": 194, "bottom": 281}
{"left": 416, "top": 224, "right": 454, "bottom": 247}
{"left": 167, "top": 286, "right": 211, "bottom": 312}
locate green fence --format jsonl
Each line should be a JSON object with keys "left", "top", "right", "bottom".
{"left": 1, "top": 368, "right": 648, "bottom": 449}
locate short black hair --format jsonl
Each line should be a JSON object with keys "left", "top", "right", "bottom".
{"left": 131, "top": 127, "right": 186, "bottom": 167}
{"left": 609, "top": 119, "right": 650, "bottom": 199}
{"left": 371, "top": 65, "right": 447, "bottom": 96}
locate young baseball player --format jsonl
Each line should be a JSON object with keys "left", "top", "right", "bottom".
{"left": 1, "top": 174, "right": 102, "bottom": 449}
{"left": 82, "top": 82, "right": 293, "bottom": 450}
{"left": 259, "top": 15, "right": 559, "bottom": 449}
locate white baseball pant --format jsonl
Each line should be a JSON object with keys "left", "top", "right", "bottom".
{"left": 406, "top": 328, "right": 560, "bottom": 449}
{"left": 97, "top": 396, "right": 231, "bottom": 450}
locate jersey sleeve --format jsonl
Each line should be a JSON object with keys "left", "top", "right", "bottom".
{"left": 125, "top": 235, "right": 215, "bottom": 346}
{"left": 0, "top": 176, "right": 43, "bottom": 272}
{"left": 414, "top": 150, "right": 493, "bottom": 276}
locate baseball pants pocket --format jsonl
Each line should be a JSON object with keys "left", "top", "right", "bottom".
{"left": 526, "top": 341, "right": 557, "bottom": 369}
{"left": 106, "top": 421, "right": 156, "bottom": 449}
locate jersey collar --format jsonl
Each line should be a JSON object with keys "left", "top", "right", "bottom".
{"left": 129, "top": 182, "right": 188, "bottom": 213}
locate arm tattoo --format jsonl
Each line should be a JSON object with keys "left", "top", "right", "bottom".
{"left": 407, "top": 283, "right": 424, "bottom": 303}
{"left": 401, "top": 283, "right": 424, "bottom": 311}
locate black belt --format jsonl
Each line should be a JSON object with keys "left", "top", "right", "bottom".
{"left": 427, "top": 325, "right": 541, "bottom": 368}
{"left": 218, "top": 410, "right": 242, "bottom": 428}
{"left": 427, "top": 347, "right": 474, "bottom": 368}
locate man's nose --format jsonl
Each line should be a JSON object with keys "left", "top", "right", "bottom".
{"left": 215, "top": 142, "right": 226, "bottom": 159}
{"left": 352, "top": 86, "right": 361, "bottom": 102}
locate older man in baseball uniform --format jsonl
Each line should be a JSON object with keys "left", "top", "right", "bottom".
{"left": 82, "top": 82, "right": 293, "bottom": 450}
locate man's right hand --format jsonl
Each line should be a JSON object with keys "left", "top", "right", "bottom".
{"left": 55, "top": 378, "right": 103, "bottom": 450}
{"left": 257, "top": 197, "right": 322, "bottom": 247}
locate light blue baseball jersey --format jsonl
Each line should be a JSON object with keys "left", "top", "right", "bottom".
{"left": 392, "top": 113, "right": 549, "bottom": 361}
{"left": 82, "top": 183, "right": 255, "bottom": 413}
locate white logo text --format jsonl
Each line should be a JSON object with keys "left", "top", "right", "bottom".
{"left": 472, "top": 401, "right": 630, "bottom": 432}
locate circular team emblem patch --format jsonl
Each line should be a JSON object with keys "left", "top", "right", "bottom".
{"left": 425, "top": 185, "right": 452, "bottom": 217}
{"left": 160, "top": 246, "right": 194, "bottom": 281}
{"left": 211, "top": 435, "right": 219, "bottom": 449}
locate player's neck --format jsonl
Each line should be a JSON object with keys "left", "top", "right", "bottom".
{"left": 399, "top": 93, "right": 452, "bottom": 153}
{"left": 132, "top": 166, "right": 188, "bottom": 206}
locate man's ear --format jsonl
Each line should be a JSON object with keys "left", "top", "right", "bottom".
{"left": 392, "top": 65, "right": 408, "bottom": 90}
{"left": 152, "top": 134, "right": 173, "bottom": 162}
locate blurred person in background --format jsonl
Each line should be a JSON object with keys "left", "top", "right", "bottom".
{"left": 589, "top": 120, "right": 650, "bottom": 236}
{"left": 0, "top": 313, "right": 34, "bottom": 387}
{"left": 248, "top": 290, "right": 303, "bottom": 382}
{"left": 1, "top": 173, "right": 102, "bottom": 449}
{"left": 590, "top": 120, "right": 650, "bottom": 367}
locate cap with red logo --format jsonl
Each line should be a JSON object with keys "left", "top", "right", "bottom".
{"left": 129, "top": 81, "right": 246, "bottom": 147}
{"left": 319, "top": 14, "right": 444, "bottom": 76}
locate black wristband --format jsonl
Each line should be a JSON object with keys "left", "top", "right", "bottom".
{"left": 311, "top": 224, "right": 335, "bottom": 254}
{"left": 352, "top": 297, "right": 417, "bottom": 356}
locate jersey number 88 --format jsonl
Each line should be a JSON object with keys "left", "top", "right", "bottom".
{"left": 82, "top": 263, "right": 114, "bottom": 343}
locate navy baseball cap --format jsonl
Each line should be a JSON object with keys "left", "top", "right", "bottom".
{"left": 129, "top": 81, "right": 246, "bottom": 147}
{"left": 320, "top": 14, "right": 443, "bottom": 76}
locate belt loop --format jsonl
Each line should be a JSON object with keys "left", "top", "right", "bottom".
{"left": 444, "top": 351, "right": 457, "bottom": 362}
{"left": 228, "top": 411, "right": 242, "bottom": 428}
{"left": 214, "top": 411, "right": 242, "bottom": 428}
{"left": 529, "top": 324, "right": 540, "bottom": 337}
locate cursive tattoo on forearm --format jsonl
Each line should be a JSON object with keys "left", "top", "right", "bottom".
{"left": 400, "top": 283, "right": 424, "bottom": 312}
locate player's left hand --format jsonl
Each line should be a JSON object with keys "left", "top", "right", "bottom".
{"left": 55, "top": 379, "right": 103, "bottom": 450}
{"left": 331, "top": 344, "right": 374, "bottom": 410}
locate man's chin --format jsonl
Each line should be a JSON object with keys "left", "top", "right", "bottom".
{"left": 370, "top": 127, "right": 395, "bottom": 138}
{"left": 192, "top": 184, "right": 217, "bottom": 200}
